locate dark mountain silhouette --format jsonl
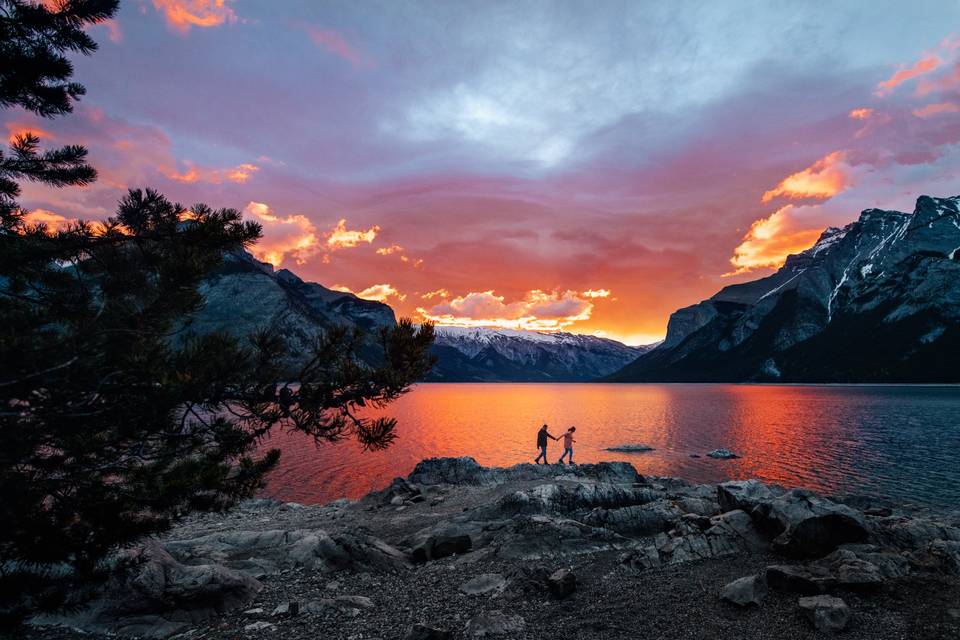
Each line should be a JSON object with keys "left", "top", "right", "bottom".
{"left": 608, "top": 195, "right": 960, "bottom": 382}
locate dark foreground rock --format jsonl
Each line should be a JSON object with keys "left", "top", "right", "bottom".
{"left": 25, "top": 457, "right": 960, "bottom": 640}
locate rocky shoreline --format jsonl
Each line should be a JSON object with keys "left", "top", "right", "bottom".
{"left": 28, "top": 457, "right": 960, "bottom": 639}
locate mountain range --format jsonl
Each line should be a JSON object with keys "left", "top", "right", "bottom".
{"left": 426, "top": 326, "right": 649, "bottom": 381}
{"left": 186, "top": 250, "right": 646, "bottom": 379}
{"left": 607, "top": 195, "right": 960, "bottom": 383}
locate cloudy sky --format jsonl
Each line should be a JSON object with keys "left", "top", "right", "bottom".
{"left": 8, "top": 0, "right": 960, "bottom": 344}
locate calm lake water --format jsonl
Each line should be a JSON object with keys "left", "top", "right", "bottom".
{"left": 258, "top": 383, "right": 960, "bottom": 508}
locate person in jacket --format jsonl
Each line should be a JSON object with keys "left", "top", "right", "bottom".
{"left": 534, "top": 424, "right": 558, "bottom": 464}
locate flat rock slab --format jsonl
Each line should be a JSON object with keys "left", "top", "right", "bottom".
{"left": 459, "top": 573, "right": 507, "bottom": 595}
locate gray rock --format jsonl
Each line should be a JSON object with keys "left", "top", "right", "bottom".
{"left": 336, "top": 595, "right": 374, "bottom": 609}
{"left": 405, "top": 624, "right": 452, "bottom": 640}
{"left": 546, "top": 567, "right": 576, "bottom": 598}
{"left": 464, "top": 610, "right": 526, "bottom": 637}
{"left": 707, "top": 449, "right": 740, "bottom": 459}
{"left": 164, "top": 528, "right": 410, "bottom": 575}
{"left": 412, "top": 529, "right": 472, "bottom": 563}
{"left": 391, "top": 496, "right": 405, "bottom": 506}
{"left": 719, "top": 482, "right": 869, "bottom": 557}
{"left": 459, "top": 573, "right": 507, "bottom": 595}
{"left": 766, "top": 565, "right": 831, "bottom": 595}
{"left": 798, "top": 595, "right": 851, "bottom": 633}
{"left": 271, "top": 602, "right": 298, "bottom": 617}
{"left": 244, "top": 621, "right": 277, "bottom": 632}
{"left": 720, "top": 575, "right": 767, "bottom": 607}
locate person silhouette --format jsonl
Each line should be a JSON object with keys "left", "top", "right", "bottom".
{"left": 558, "top": 426, "right": 577, "bottom": 464}
{"left": 534, "top": 423, "right": 559, "bottom": 464}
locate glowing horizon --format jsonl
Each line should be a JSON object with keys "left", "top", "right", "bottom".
{"left": 7, "top": 2, "right": 960, "bottom": 342}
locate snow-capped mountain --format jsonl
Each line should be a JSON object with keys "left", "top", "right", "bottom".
{"left": 609, "top": 194, "right": 960, "bottom": 382}
{"left": 427, "top": 326, "right": 651, "bottom": 381}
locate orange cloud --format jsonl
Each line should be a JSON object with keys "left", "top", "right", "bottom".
{"left": 166, "top": 161, "right": 259, "bottom": 184}
{"left": 875, "top": 56, "right": 941, "bottom": 96}
{"left": 912, "top": 101, "right": 960, "bottom": 118}
{"left": 376, "top": 244, "right": 404, "bottom": 255}
{"left": 152, "top": 0, "right": 237, "bottom": 32}
{"left": 420, "top": 288, "right": 449, "bottom": 300}
{"left": 326, "top": 218, "right": 379, "bottom": 249}
{"left": 848, "top": 108, "right": 873, "bottom": 120}
{"left": 6, "top": 123, "right": 54, "bottom": 144}
{"left": 727, "top": 205, "right": 824, "bottom": 274}
{"left": 333, "top": 283, "right": 405, "bottom": 303}
{"left": 761, "top": 151, "right": 850, "bottom": 203}
{"left": 243, "top": 201, "right": 319, "bottom": 267}
{"left": 418, "top": 289, "right": 595, "bottom": 331}
{"left": 21, "top": 208, "right": 76, "bottom": 232}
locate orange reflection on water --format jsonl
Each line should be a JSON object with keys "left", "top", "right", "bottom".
{"left": 258, "top": 383, "right": 960, "bottom": 507}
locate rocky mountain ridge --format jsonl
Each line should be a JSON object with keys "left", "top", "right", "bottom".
{"left": 427, "top": 326, "right": 650, "bottom": 382}
{"left": 609, "top": 195, "right": 960, "bottom": 382}
{"left": 177, "top": 249, "right": 396, "bottom": 368}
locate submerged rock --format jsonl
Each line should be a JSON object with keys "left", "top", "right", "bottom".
{"left": 605, "top": 444, "right": 655, "bottom": 452}
{"left": 707, "top": 449, "right": 740, "bottom": 459}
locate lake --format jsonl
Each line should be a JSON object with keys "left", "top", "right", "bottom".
{"left": 258, "top": 383, "right": 960, "bottom": 508}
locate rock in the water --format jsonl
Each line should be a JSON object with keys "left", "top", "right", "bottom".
{"left": 464, "top": 610, "right": 526, "bottom": 637}
{"left": 720, "top": 574, "right": 767, "bottom": 607}
{"left": 707, "top": 449, "right": 740, "bottom": 459}
{"left": 405, "top": 624, "right": 452, "bottom": 640}
{"left": 244, "top": 621, "right": 277, "bottom": 632}
{"left": 605, "top": 444, "right": 655, "bottom": 452}
{"left": 459, "top": 573, "right": 507, "bottom": 595}
{"left": 546, "top": 567, "right": 576, "bottom": 598}
{"left": 798, "top": 595, "right": 851, "bottom": 633}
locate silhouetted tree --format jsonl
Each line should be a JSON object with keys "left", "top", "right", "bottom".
{"left": 0, "top": 0, "right": 116, "bottom": 225}
{"left": 0, "top": 0, "right": 435, "bottom": 626}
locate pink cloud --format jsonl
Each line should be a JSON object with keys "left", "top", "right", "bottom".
{"left": 303, "top": 26, "right": 370, "bottom": 69}
{"left": 875, "top": 56, "right": 941, "bottom": 96}
{"left": 912, "top": 101, "right": 960, "bottom": 118}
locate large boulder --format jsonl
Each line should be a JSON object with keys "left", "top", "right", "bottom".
{"left": 33, "top": 539, "right": 262, "bottom": 639}
{"left": 718, "top": 482, "right": 869, "bottom": 557}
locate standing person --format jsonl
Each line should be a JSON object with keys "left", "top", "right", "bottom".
{"left": 559, "top": 427, "right": 577, "bottom": 464}
{"left": 534, "top": 424, "right": 558, "bottom": 464}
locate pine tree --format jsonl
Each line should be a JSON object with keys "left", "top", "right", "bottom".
{"left": 0, "top": 0, "right": 435, "bottom": 625}
{"left": 1, "top": 0, "right": 115, "bottom": 226}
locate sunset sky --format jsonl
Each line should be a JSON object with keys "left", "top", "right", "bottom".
{"left": 8, "top": 0, "right": 960, "bottom": 344}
